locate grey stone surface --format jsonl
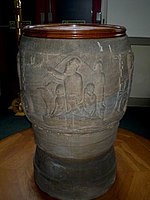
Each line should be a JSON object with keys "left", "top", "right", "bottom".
{"left": 18, "top": 34, "right": 134, "bottom": 199}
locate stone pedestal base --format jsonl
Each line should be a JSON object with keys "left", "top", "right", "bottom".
{"left": 34, "top": 146, "right": 116, "bottom": 200}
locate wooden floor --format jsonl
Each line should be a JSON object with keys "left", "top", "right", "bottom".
{"left": 0, "top": 128, "right": 149, "bottom": 200}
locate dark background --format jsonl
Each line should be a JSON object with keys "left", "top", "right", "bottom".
{"left": 0, "top": 0, "right": 35, "bottom": 114}
{"left": 55, "top": 0, "right": 92, "bottom": 23}
{"left": 0, "top": 0, "right": 100, "bottom": 114}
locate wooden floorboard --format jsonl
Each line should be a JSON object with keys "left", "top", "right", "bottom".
{"left": 0, "top": 128, "right": 149, "bottom": 200}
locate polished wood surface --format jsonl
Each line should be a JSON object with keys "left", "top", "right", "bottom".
{"left": 0, "top": 128, "right": 149, "bottom": 200}
{"left": 23, "top": 24, "right": 126, "bottom": 39}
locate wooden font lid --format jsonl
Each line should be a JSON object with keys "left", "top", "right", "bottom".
{"left": 23, "top": 24, "right": 126, "bottom": 39}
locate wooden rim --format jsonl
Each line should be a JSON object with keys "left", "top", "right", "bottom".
{"left": 22, "top": 24, "right": 126, "bottom": 39}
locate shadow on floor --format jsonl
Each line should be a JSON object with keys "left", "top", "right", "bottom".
{"left": 119, "top": 106, "right": 150, "bottom": 139}
{"left": 0, "top": 111, "right": 31, "bottom": 140}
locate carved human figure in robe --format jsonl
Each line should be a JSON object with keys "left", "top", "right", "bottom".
{"left": 83, "top": 83, "right": 96, "bottom": 116}
{"left": 51, "top": 84, "right": 66, "bottom": 116}
{"left": 47, "top": 57, "right": 83, "bottom": 113}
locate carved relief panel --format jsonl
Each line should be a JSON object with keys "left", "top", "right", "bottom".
{"left": 19, "top": 37, "right": 133, "bottom": 130}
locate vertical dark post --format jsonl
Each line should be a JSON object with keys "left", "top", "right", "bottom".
{"left": 92, "top": 0, "right": 101, "bottom": 23}
{"left": 14, "top": 0, "right": 22, "bottom": 44}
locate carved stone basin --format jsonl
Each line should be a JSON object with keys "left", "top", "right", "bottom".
{"left": 18, "top": 24, "right": 134, "bottom": 200}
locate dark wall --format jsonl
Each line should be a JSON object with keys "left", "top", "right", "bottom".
{"left": 0, "top": 0, "right": 36, "bottom": 114}
{"left": 22, "top": 0, "right": 36, "bottom": 24}
{"left": 55, "top": 0, "right": 92, "bottom": 23}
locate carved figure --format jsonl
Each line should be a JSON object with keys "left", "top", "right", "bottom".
{"left": 83, "top": 83, "right": 96, "bottom": 116}
{"left": 51, "top": 84, "right": 66, "bottom": 116}
{"left": 47, "top": 57, "right": 83, "bottom": 112}
{"left": 38, "top": 86, "right": 53, "bottom": 116}
{"left": 93, "top": 59, "right": 105, "bottom": 118}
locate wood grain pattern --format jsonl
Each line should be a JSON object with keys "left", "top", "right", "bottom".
{"left": 0, "top": 128, "right": 149, "bottom": 200}
{"left": 23, "top": 24, "right": 126, "bottom": 39}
